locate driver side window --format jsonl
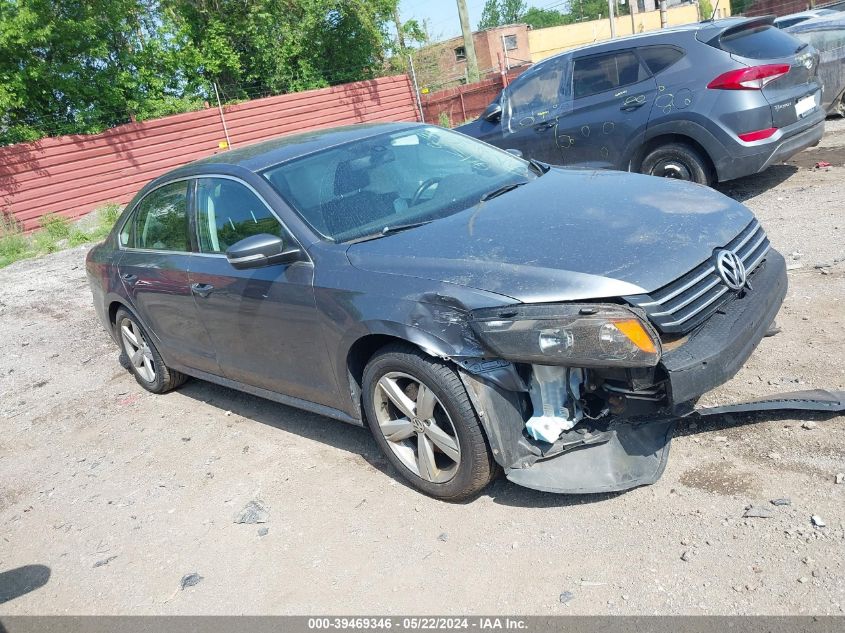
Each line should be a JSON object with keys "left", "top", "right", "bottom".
{"left": 195, "top": 178, "right": 284, "bottom": 254}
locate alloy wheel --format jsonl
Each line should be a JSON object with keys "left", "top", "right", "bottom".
{"left": 119, "top": 317, "right": 156, "bottom": 383}
{"left": 373, "top": 371, "right": 461, "bottom": 483}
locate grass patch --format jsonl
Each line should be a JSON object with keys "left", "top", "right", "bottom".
{"left": 88, "top": 203, "right": 122, "bottom": 241}
{"left": 0, "top": 211, "right": 30, "bottom": 267}
{"left": 0, "top": 203, "right": 122, "bottom": 269}
{"left": 39, "top": 213, "right": 71, "bottom": 240}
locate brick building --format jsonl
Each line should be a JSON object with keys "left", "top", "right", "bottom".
{"left": 413, "top": 24, "right": 531, "bottom": 92}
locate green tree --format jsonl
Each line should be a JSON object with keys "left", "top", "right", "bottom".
{"left": 521, "top": 7, "right": 571, "bottom": 28}
{"left": 0, "top": 0, "right": 202, "bottom": 145}
{"left": 0, "top": 0, "right": 401, "bottom": 145}
{"left": 567, "top": 0, "right": 630, "bottom": 21}
{"left": 168, "top": 0, "right": 398, "bottom": 99}
{"left": 478, "top": 0, "right": 527, "bottom": 29}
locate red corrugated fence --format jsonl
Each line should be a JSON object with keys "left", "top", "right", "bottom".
{"left": 0, "top": 74, "right": 420, "bottom": 231}
{"left": 421, "top": 66, "right": 528, "bottom": 127}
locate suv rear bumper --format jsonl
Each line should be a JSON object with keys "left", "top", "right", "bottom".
{"left": 661, "top": 248, "right": 787, "bottom": 405}
{"left": 716, "top": 113, "right": 825, "bottom": 181}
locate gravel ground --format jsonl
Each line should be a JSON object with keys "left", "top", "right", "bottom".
{"left": 1, "top": 120, "right": 844, "bottom": 616}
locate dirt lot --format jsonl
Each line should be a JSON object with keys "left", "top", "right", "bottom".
{"left": 1, "top": 120, "right": 844, "bottom": 616}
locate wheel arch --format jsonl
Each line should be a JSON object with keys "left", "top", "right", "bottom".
{"left": 108, "top": 299, "right": 129, "bottom": 327}
{"left": 630, "top": 132, "right": 716, "bottom": 181}
{"left": 342, "top": 323, "right": 471, "bottom": 420}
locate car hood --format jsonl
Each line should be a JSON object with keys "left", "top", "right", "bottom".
{"left": 346, "top": 169, "right": 753, "bottom": 304}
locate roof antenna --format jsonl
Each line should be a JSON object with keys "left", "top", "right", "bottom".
{"left": 707, "top": 0, "right": 721, "bottom": 21}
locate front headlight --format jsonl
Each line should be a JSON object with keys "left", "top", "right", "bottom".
{"left": 468, "top": 303, "right": 661, "bottom": 367}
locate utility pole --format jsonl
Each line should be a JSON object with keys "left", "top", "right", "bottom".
{"left": 629, "top": 0, "right": 637, "bottom": 35}
{"left": 608, "top": 0, "right": 617, "bottom": 38}
{"left": 456, "top": 0, "right": 479, "bottom": 83}
{"left": 394, "top": 5, "right": 406, "bottom": 51}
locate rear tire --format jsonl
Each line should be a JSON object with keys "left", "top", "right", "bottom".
{"left": 114, "top": 307, "right": 187, "bottom": 394}
{"left": 640, "top": 142, "right": 712, "bottom": 186}
{"left": 362, "top": 344, "right": 496, "bottom": 501}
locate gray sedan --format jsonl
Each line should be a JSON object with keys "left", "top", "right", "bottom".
{"left": 87, "top": 123, "right": 786, "bottom": 500}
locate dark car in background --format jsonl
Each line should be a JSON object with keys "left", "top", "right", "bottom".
{"left": 787, "top": 14, "right": 845, "bottom": 116}
{"left": 458, "top": 17, "right": 825, "bottom": 186}
{"left": 87, "top": 123, "right": 787, "bottom": 500}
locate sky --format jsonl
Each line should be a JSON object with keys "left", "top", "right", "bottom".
{"left": 398, "top": 0, "right": 566, "bottom": 41}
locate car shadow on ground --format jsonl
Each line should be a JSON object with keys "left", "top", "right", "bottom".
{"left": 175, "top": 378, "right": 843, "bottom": 508}
{"left": 177, "top": 378, "right": 627, "bottom": 506}
{"left": 716, "top": 164, "right": 798, "bottom": 203}
{"left": 0, "top": 565, "right": 51, "bottom": 605}
{"left": 176, "top": 379, "right": 398, "bottom": 480}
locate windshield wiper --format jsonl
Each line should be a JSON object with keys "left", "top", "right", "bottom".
{"left": 480, "top": 181, "right": 529, "bottom": 202}
{"left": 528, "top": 158, "right": 550, "bottom": 176}
{"left": 347, "top": 220, "right": 432, "bottom": 244}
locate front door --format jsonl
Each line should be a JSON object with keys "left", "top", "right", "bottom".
{"left": 500, "top": 57, "right": 573, "bottom": 164}
{"left": 117, "top": 179, "right": 216, "bottom": 373}
{"left": 557, "top": 49, "right": 657, "bottom": 170}
{"left": 188, "top": 176, "right": 337, "bottom": 407}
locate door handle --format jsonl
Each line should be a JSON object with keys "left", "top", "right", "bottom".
{"left": 620, "top": 98, "right": 647, "bottom": 112}
{"left": 534, "top": 121, "right": 556, "bottom": 132}
{"left": 191, "top": 283, "right": 214, "bottom": 298}
{"left": 120, "top": 273, "right": 138, "bottom": 284}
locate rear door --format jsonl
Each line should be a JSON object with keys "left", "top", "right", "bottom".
{"left": 717, "top": 21, "right": 822, "bottom": 128}
{"left": 117, "top": 179, "right": 217, "bottom": 373}
{"left": 557, "top": 49, "right": 658, "bottom": 169}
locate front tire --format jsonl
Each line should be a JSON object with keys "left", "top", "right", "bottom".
{"left": 639, "top": 142, "right": 712, "bottom": 185}
{"left": 114, "top": 307, "right": 187, "bottom": 394}
{"left": 362, "top": 344, "right": 496, "bottom": 501}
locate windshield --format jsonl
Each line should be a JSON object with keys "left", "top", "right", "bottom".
{"left": 260, "top": 126, "right": 536, "bottom": 242}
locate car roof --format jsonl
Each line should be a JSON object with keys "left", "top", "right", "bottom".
{"left": 777, "top": 9, "right": 835, "bottom": 20}
{"left": 785, "top": 12, "right": 845, "bottom": 32}
{"left": 173, "top": 121, "right": 423, "bottom": 174}
{"left": 529, "top": 17, "right": 751, "bottom": 64}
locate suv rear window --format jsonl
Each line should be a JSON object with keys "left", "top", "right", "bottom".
{"left": 719, "top": 25, "right": 801, "bottom": 59}
{"left": 638, "top": 46, "right": 684, "bottom": 74}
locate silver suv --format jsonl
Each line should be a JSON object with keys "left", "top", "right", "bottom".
{"left": 458, "top": 17, "right": 825, "bottom": 185}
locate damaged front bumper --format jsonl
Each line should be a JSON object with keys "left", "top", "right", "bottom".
{"left": 459, "top": 249, "right": 790, "bottom": 494}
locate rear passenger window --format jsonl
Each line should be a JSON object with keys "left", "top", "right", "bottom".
{"left": 719, "top": 25, "right": 801, "bottom": 59}
{"left": 573, "top": 51, "right": 648, "bottom": 99}
{"left": 132, "top": 181, "right": 189, "bottom": 252}
{"left": 195, "top": 177, "right": 284, "bottom": 253}
{"left": 638, "top": 46, "right": 684, "bottom": 74}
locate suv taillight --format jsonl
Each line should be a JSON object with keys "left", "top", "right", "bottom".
{"left": 707, "top": 64, "right": 791, "bottom": 90}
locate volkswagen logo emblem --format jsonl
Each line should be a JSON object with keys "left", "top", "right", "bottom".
{"left": 714, "top": 249, "right": 747, "bottom": 291}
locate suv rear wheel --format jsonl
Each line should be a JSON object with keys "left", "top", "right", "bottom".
{"left": 640, "top": 142, "right": 712, "bottom": 185}
{"left": 362, "top": 344, "right": 496, "bottom": 500}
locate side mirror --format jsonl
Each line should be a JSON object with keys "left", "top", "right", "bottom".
{"left": 505, "top": 148, "right": 523, "bottom": 158}
{"left": 225, "top": 233, "right": 300, "bottom": 270}
{"left": 482, "top": 102, "right": 502, "bottom": 123}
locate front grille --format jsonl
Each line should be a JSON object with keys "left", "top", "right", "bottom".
{"left": 626, "top": 219, "right": 770, "bottom": 335}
